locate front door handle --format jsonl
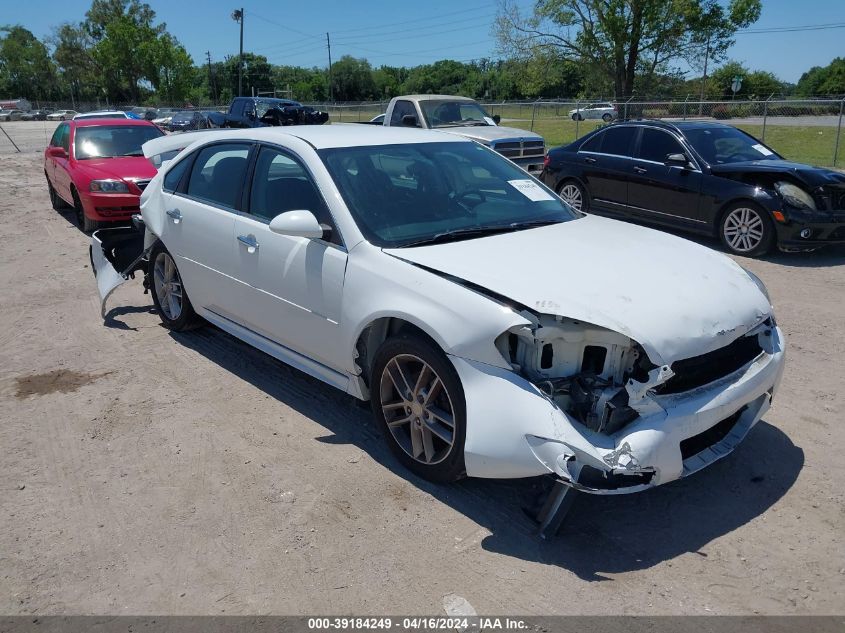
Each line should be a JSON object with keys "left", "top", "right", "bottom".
{"left": 583, "top": 156, "right": 597, "bottom": 164}
{"left": 166, "top": 209, "right": 182, "bottom": 223}
{"left": 237, "top": 234, "right": 259, "bottom": 253}
{"left": 633, "top": 165, "right": 648, "bottom": 174}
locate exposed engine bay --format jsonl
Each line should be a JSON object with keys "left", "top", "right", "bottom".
{"left": 497, "top": 314, "right": 768, "bottom": 437}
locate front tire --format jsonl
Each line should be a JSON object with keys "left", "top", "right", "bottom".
{"left": 149, "top": 242, "right": 200, "bottom": 331}
{"left": 571, "top": 113, "right": 583, "bottom": 121}
{"left": 46, "top": 175, "right": 68, "bottom": 211}
{"left": 602, "top": 113, "right": 613, "bottom": 122}
{"left": 71, "top": 187, "right": 100, "bottom": 233}
{"left": 719, "top": 202, "right": 774, "bottom": 257}
{"left": 371, "top": 335, "right": 466, "bottom": 483}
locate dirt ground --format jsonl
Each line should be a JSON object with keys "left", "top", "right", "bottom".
{"left": 1, "top": 122, "right": 843, "bottom": 616}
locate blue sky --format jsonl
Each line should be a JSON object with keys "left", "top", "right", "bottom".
{"left": 8, "top": 0, "right": 845, "bottom": 83}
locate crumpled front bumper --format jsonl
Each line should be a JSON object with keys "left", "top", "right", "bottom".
{"left": 775, "top": 206, "right": 845, "bottom": 250}
{"left": 452, "top": 327, "right": 785, "bottom": 493}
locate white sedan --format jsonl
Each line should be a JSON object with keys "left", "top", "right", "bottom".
{"left": 46, "top": 110, "right": 79, "bottom": 121}
{"left": 91, "top": 125, "right": 784, "bottom": 527}
{"left": 569, "top": 102, "right": 618, "bottom": 122}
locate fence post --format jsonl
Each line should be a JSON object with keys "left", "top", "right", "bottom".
{"left": 683, "top": 94, "right": 689, "bottom": 120}
{"left": 834, "top": 98, "right": 844, "bottom": 168}
{"left": 530, "top": 98, "right": 539, "bottom": 131}
{"left": 574, "top": 99, "right": 580, "bottom": 141}
{"left": 762, "top": 93, "right": 773, "bottom": 143}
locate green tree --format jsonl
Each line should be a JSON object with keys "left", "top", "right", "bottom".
{"left": 708, "top": 60, "right": 783, "bottom": 99}
{"left": 0, "top": 25, "right": 58, "bottom": 101}
{"left": 143, "top": 33, "right": 194, "bottom": 105}
{"left": 496, "top": 0, "right": 762, "bottom": 99}
{"left": 51, "top": 22, "right": 98, "bottom": 102}
{"left": 796, "top": 58, "right": 845, "bottom": 97}
{"left": 331, "top": 56, "right": 376, "bottom": 101}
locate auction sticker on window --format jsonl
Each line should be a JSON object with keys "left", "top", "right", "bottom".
{"left": 508, "top": 179, "right": 555, "bottom": 202}
{"left": 752, "top": 143, "right": 774, "bottom": 156}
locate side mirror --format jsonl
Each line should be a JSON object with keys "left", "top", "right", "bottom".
{"left": 268, "top": 210, "right": 325, "bottom": 239}
{"left": 401, "top": 114, "right": 418, "bottom": 127}
{"left": 492, "top": 114, "right": 501, "bottom": 125}
{"left": 666, "top": 152, "right": 689, "bottom": 167}
{"left": 47, "top": 146, "right": 67, "bottom": 158}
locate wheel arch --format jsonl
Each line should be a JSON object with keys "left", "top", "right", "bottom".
{"left": 353, "top": 316, "right": 446, "bottom": 395}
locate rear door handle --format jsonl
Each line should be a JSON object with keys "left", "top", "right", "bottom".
{"left": 633, "top": 166, "right": 648, "bottom": 174}
{"left": 166, "top": 209, "right": 182, "bottom": 223}
{"left": 237, "top": 234, "right": 259, "bottom": 253}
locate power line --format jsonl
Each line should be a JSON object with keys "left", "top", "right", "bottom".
{"left": 248, "top": 9, "right": 322, "bottom": 40}
{"left": 737, "top": 21, "right": 845, "bottom": 34}
{"left": 329, "top": 3, "right": 491, "bottom": 35}
{"left": 331, "top": 12, "right": 498, "bottom": 43}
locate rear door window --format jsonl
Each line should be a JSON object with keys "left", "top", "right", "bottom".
{"left": 599, "top": 127, "right": 635, "bottom": 157}
{"left": 390, "top": 100, "right": 417, "bottom": 126}
{"left": 185, "top": 143, "right": 251, "bottom": 210}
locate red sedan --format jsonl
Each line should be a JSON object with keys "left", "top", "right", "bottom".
{"left": 44, "top": 118, "right": 165, "bottom": 232}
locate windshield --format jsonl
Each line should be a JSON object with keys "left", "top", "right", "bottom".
{"left": 319, "top": 141, "right": 579, "bottom": 248}
{"left": 684, "top": 126, "right": 782, "bottom": 164}
{"left": 74, "top": 124, "right": 164, "bottom": 159}
{"left": 172, "top": 112, "right": 195, "bottom": 122}
{"left": 418, "top": 100, "right": 492, "bottom": 128}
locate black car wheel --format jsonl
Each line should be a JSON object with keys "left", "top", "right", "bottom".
{"left": 371, "top": 334, "right": 466, "bottom": 483}
{"left": 571, "top": 113, "right": 583, "bottom": 122}
{"left": 72, "top": 187, "right": 100, "bottom": 233}
{"left": 719, "top": 203, "right": 775, "bottom": 257}
{"left": 557, "top": 180, "right": 588, "bottom": 213}
{"left": 602, "top": 113, "right": 613, "bottom": 122}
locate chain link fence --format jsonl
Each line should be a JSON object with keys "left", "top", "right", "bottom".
{"left": 3, "top": 97, "right": 843, "bottom": 167}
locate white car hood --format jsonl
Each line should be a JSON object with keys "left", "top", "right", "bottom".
{"left": 384, "top": 214, "right": 772, "bottom": 365}
{"left": 439, "top": 125, "right": 543, "bottom": 144}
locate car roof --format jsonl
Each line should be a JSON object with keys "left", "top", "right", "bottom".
{"left": 608, "top": 119, "right": 736, "bottom": 133}
{"left": 71, "top": 118, "right": 157, "bottom": 128}
{"left": 168, "top": 125, "right": 470, "bottom": 150}
{"left": 402, "top": 95, "right": 476, "bottom": 102}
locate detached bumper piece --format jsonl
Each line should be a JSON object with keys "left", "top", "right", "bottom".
{"left": 90, "top": 216, "right": 150, "bottom": 318}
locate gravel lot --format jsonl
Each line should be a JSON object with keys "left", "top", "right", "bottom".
{"left": 1, "top": 122, "right": 843, "bottom": 616}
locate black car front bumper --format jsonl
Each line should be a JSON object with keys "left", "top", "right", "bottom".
{"left": 774, "top": 206, "right": 845, "bottom": 251}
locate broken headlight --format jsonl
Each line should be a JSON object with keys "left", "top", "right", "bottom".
{"left": 775, "top": 181, "right": 816, "bottom": 210}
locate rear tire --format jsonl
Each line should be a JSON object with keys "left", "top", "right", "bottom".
{"left": 557, "top": 179, "right": 588, "bottom": 213}
{"left": 718, "top": 202, "right": 775, "bottom": 257}
{"left": 149, "top": 241, "right": 201, "bottom": 331}
{"left": 371, "top": 334, "right": 466, "bottom": 483}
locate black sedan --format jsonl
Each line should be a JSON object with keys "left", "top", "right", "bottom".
{"left": 541, "top": 120, "right": 845, "bottom": 256}
{"left": 167, "top": 110, "right": 211, "bottom": 132}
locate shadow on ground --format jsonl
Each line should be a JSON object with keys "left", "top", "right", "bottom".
{"left": 171, "top": 324, "right": 804, "bottom": 582}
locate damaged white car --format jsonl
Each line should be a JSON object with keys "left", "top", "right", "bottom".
{"left": 91, "top": 125, "right": 785, "bottom": 533}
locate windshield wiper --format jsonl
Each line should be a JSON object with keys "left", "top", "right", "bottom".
{"left": 119, "top": 151, "right": 144, "bottom": 157}
{"left": 400, "top": 220, "right": 562, "bottom": 247}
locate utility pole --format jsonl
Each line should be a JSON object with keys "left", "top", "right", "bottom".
{"left": 232, "top": 8, "right": 244, "bottom": 97}
{"left": 698, "top": 32, "right": 711, "bottom": 116}
{"left": 326, "top": 32, "right": 333, "bottom": 102}
{"left": 206, "top": 51, "right": 215, "bottom": 103}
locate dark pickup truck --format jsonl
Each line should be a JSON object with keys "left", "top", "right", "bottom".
{"left": 207, "top": 97, "right": 329, "bottom": 128}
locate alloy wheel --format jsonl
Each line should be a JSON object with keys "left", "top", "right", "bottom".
{"left": 379, "top": 354, "right": 456, "bottom": 465}
{"left": 153, "top": 251, "right": 183, "bottom": 321}
{"left": 559, "top": 183, "right": 584, "bottom": 212}
{"left": 723, "top": 207, "right": 765, "bottom": 253}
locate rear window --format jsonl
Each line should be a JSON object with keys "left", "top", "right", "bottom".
{"left": 185, "top": 143, "right": 250, "bottom": 209}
